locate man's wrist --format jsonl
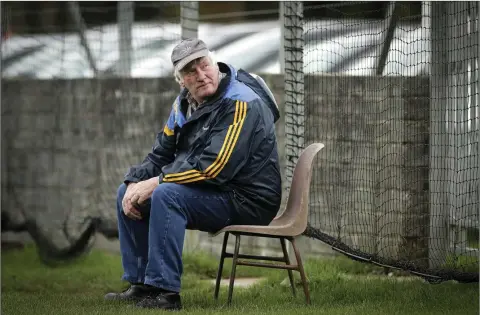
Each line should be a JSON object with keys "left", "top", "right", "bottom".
{"left": 149, "top": 176, "right": 160, "bottom": 185}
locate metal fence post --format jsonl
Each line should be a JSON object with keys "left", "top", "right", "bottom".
{"left": 429, "top": 1, "right": 449, "bottom": 268}
{"left": 117, "top": 2, "right": 134, "bottom": 77}
{"left": 283, "top": 1, "right": 305, "bottom": 192}
{"left": 181, "top": 2, "right": 199, "bottom": 40}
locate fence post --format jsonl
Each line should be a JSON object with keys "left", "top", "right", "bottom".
{"left": 117, "top": 2, "right": 134, "bottom": 77}
{"left": 67, "top": 2, "right": 98, "bottom": 75}
{"left": 375, "top": 1, "right": 400, "bottom": 75}
{"left": 476, "top": 2, "right": 480, "bottom": 233}
{"left": 279, "top": 3, "right": 285, "bottom": 74}
{"left": 180, "top": 2, "right": 199, "bottom": 40}
{"left": 283, "top": 2, "right": 305, "bottom": 192}
{"left": 429, "top": 1, "right": 449, "bottom": 268}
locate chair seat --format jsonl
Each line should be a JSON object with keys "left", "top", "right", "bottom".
{"left": 212, "top": 216, "right": 302, "bottom": 237}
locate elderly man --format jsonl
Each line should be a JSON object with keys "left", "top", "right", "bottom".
{"left": 104, "top": 38, "right": 282, "bottom": 310}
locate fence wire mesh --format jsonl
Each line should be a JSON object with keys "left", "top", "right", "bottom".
{"left": 1, "top": 2, "right": 280, "bottom": 79}
{"left": 1, "top": 2, "right": 184, "bottom": 264}
{"left": 283, "top": 1, "right": 479, "bottom": 283}
{"left": 1, "top": 1, "right": 479, "bottom": 282}
{"left": 1, "top": 1, "right": 281, "bottom": 263}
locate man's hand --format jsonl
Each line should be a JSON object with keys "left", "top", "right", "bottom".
{"left": 122, "top": 183, "right": 142, "bottom": 220}
{"left": 122, "top": 177, "right": 159, "bottom": 220}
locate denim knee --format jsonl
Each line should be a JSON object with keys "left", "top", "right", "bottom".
{"left": 151, "top": 183, "right": 182, "bottom": 216}
{"left": 151, "top": 183, "right": 178, "bottom": 202}
{"left": 117, "top": 183, "right": 127, "bottom": 199}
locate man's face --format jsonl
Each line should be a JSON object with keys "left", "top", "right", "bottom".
{"left": 180, "top": 57, "right": 219, "bottom": 103}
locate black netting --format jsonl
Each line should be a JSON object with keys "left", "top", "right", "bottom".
{"left": 283, "top": 1, "right": 479, "bottom": 283}
{"left": 1, "top": 2, "right": 182, "bottom": 264}
{"left": 1, "top": 2, "right": 280, "bottom": 264}
{"left": 2, "top": 2, "right": 478, "bottom": 280}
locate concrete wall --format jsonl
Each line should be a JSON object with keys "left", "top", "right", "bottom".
{"left": 1, "top": 75, "right": 429, "bottom": 260}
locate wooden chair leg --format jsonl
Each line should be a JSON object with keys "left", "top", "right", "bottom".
{"left": 227, "top": 234, "right": 241, "bottom": 305}
{"left": 280, "top": 237, "right": 296, "bottom": 296}
{"left": 214, "top": 232, "right": 229, "bottom": 299}
{"left": 291, "top": 238, "right": 311, "bottom": 305}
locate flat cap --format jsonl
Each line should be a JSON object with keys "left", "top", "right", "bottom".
{"left": 171, "top": 38, "right": 209, "bottom": 72}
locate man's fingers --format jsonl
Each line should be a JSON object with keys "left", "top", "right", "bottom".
{"left": 125, "top": 209, "right": 142, "bottom": 220}
{"left": 124, "top": 200, "right": 142, "bottom": 220}
{"left": 137, "top": 194, "right": 148, "bottom": 206}
{"left": 131, "top": 194, "right": 140, "bottom": 205}
{"left": 132, "top": 200, "right": 142, "bottom": 209}
{"left": 122, "top": 181, "right": 150, "bottom": 220}
{"left": 124, "top": 184, "right": 138, "bottom": 201}
{"left": 130, "top": 207, "right": 142, "bottom": 218}
{"left": 124, "top": 192, "right": 135, "bottom": 204}
{"left": 122, "top": 192, "right": 133, "bottom": 209}
{"left": 127, "top": 212, "right": 142, "bottom": 220}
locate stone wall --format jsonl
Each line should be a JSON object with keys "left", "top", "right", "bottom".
{"left": 1, "top": 75, "right": 429, "bottom": 260}
{"left": 304, "top": 76, "right": 430, "bottom": 265}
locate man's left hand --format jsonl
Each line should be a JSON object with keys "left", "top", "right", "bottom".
{"left": 129, "top": 176, "right": 159, "bottom": 207}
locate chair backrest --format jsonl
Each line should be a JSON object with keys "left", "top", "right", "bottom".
{"left": 276, "top": 143, "right": 325, "bottom": 235}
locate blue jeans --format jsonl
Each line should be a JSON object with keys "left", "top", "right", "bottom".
{"left": 116, "top": 182, "right": 236, "bottom": 293}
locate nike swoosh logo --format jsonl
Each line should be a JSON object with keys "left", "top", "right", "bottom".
{"left": 203, "top": 126, "right": 209, "bottom": 131}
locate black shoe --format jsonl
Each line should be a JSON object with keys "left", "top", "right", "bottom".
{"left": 136, "top": 292, "right": 182, "bottom": 310}
{"left": 104, "top": 284, "right": 157, "bottom": 301}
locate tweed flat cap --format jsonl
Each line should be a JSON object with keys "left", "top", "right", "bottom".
{"left": 171, "top": 38, "right": 209, "bottom": 72}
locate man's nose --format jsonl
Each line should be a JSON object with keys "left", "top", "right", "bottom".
{"left": 196, "top": 67, "right": 206, "bottom": 80}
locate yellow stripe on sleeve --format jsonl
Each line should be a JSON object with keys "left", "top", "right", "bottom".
{"left": 207, "top": 101, "right": 245, "bottom": 178}
{"left": 164, "top": 100, "right": 240, "bottom": 180}
{"left": 210, "top": 102, "right": 246, "bottom": 178}
{"left": 203, "top": 100, "right": 241, "bottom": 175}
{"left": 162, "top": 100, "right": 248, "bottom": 183}
{"left": 163, "top": 125, "right": 174, "bottom": 136}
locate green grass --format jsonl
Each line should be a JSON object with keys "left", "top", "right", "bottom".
{"left": 2, "top": 245, "right": 479, "bottom": 315}
{"left": 445, "top": 254, "right": 479, "bottom": 273}
{"left": 467, "top": 228, "right": 479, "bottom": 249}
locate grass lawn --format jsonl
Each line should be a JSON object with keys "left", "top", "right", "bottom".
{"left": 2, "top": 244, "right": 478, "bottom": 315}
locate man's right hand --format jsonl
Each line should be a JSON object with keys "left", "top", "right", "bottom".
{"left": 122, "top": 183, "right": 143, "bottom": 220}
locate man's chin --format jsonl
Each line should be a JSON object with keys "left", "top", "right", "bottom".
{"left": 197, "top": 89, "right": 215, "bottom": 99}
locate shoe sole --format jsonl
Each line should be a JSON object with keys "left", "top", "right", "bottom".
{"left": 135, "top": 303, "right": 182, "bottom": 310}
{"left": 105, "top": 296, "right": 146, "bottom": 302}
